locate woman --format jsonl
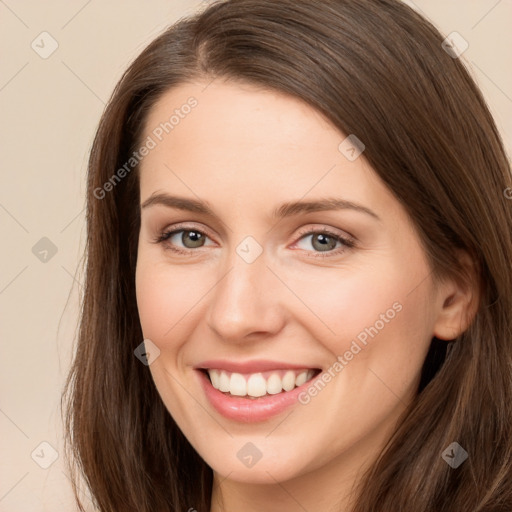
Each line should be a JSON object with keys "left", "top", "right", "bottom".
{"left": 63, "top": 0, "right": 512, "bottom": 510}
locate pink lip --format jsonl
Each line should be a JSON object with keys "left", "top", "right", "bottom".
{"left": 196, "top": 359, "right": 315, "bottom": 373}
{"left": 196, "top": 368, "right": 319, "bottom": 423}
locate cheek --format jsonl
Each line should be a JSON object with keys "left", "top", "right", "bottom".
{"left": 134, "top": 257, "right": 206, "bottom": 420}
{"left": 135, "top": 251, "right": 214, "bottom": 350}
{"left": 287, "top": 256, "right": 434, "bottom": 384}
{"left": 136, "top": 264, "right": 174, "bottom": 340}
{"left": 280, "top": 262, "right": 401, "bottom": 351}
{"left": 136, "top": 255, "right": 200, "bottom": 339}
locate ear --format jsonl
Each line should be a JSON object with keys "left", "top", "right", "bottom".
{"left": 432, "top": 250, "right": 480, "bottom": 341}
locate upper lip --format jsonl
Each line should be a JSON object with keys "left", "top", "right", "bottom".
{"left": 195, "top": 359, "right": 320, "bottom": 374}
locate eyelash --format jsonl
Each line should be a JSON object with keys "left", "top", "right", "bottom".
{"left": 153, "top": 224, "right": 356, "bottom": 259}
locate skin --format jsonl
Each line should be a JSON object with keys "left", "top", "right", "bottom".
{"left": 135, "top": 79, "right": 477, "bottom": 511}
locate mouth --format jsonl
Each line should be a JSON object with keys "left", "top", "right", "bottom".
{"left": 199, "top": 367, "right": 322, "bottom": 400}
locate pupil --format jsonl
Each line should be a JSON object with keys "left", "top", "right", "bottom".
{"left": 314, "top": 233, "right": 335, "bottom": 251}
{"left": 185, "top": 231, "right": 203, "bottom": 247}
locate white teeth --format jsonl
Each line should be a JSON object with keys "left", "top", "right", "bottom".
{"left": 209, "top": 369, "right": 220, "bottom": 389}
{"left": 230, "top": 373, "right": 247, "bottom": 396}
{"left": 295, "top": 370, "right": 308, "bottom": 387}
{"left": 218, "top": 371, "right": 230, "bottom": 392}
{"left": 282, "top": 371, "right": 296, "bottom": 391}
{"left": 247, "top": 373, "right": 267, "bottom": 397}
{"left": 266, "top": 373, "right": 282, "bottom": 394}
{"left": 206, "top": 368, "right": 317, "bottom": 398}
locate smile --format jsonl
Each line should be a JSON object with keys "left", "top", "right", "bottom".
{"left": 205, "top": 368, "right": 319, "bottom": 398}
{"left": 195, "top": 361, "right": 322, "bottom": 422}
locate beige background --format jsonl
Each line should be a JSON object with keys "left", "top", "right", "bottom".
{"left": 1, "top": 1, "right": 511, "bottom": 510}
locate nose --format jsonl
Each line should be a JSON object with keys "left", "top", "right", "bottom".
{"left": 206, "top": 248, "right": 286, "bottom": 343}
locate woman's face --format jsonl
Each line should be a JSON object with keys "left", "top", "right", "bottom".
{"left": 135, "top": 79, "right": 447, "bottom": 487}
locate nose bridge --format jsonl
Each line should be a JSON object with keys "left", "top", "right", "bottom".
{"left": 206, "top": 244, "right": 284, "bottom": 341}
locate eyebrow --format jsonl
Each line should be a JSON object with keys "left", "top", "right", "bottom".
{"left": 141, "top": 193, "right": 381, "bottom": 221}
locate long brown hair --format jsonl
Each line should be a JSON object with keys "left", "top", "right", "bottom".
{"left": 62, "top": 0, "right": 512, "bottom": 510}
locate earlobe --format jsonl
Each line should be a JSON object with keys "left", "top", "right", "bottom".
{"left": 432, "top": 251, "right": 480, "bottom": 341}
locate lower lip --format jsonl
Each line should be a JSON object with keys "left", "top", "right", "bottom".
{"left": 196, "top": 370, "right": 315, "bottom": 423}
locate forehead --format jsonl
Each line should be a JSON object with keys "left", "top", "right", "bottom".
{"left": 143, "top": 78, "right": 339, "bottom": 153}
{"left": 138, "top": 79, "right": 397, "bottom": 220}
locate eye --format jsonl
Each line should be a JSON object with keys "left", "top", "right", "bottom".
{"left": 292, "top": 227, "right": 355, "bottom": 258}
{"left": 153, "top": 225, "right": 214, "bottom": 254}
{"left": 153, "top": 224, "right": 355, "bottom": 259}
